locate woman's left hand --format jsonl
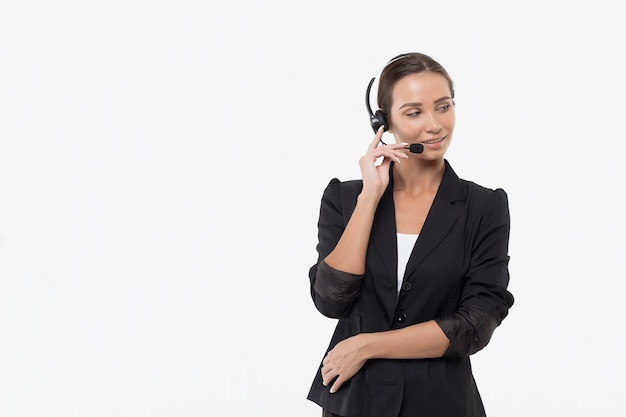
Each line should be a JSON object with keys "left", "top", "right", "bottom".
{"left": 321, "top": 334, "right": 368, "bottom": 393}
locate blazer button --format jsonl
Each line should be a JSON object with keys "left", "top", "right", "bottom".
{"left": 402, "top": 282, "right": 412, "bottom": 291}
{"left": 396, "top": 313, "right": 407, "bottom": 324}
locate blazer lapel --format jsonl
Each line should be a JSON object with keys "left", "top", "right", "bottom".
{"left": 404, "top": 160, "right": 466, "bottom": 279}
{"left": 370, "top": 180, "right": 398, "bottom": 287}
{"left": 368, "top": 170, "right": 400, "bottom": 319}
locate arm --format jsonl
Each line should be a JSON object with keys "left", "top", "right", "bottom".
{"left": 325, "top": 127, "right": 407, "bottom": 274}
{"left": 324, "top": 192, "right": 380, "bottom": 274}
{"left": 308, "top": 181, "right": 375, "bottom": 318}
{"left": 310, "top": 128, "right": 409, "bottom": 317}
{"left": 345, "top": 319, "right": 450, "bottom": 360}
{"left": 322, "top": 320, "right": 449, "bottom": 392}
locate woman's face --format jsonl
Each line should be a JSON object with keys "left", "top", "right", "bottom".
{"left": 388, "top": 72, "right": 455, "bottom": 159}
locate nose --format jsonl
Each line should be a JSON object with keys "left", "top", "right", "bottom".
{"left": 425, "top": 112, "right": 441, "bottom": 133}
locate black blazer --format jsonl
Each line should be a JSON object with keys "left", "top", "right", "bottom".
{"left": 307, "top": 160, "right": 514, "bottom": 417}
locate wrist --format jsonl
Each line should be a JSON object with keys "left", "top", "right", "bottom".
{"left": 357, "top": 332, "right": 377, "bottom": 361}
{"left": 357, "top": 191, "right": 382, "bottom": 206}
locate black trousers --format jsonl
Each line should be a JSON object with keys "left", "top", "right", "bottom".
{"left": 322, "top": 410, "right": 343, "bottom": 417}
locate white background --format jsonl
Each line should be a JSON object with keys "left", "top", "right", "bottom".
{"left": 1, "top": 1, "right": 624, "bottom": 416}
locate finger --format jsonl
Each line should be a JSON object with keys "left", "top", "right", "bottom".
{"left": 330, "top": 375, "right": 347, "bottom": 394}
{"left": 367, "top": 125, "right": 386, "bottom": 150}
{"left": 322, "top": 351, "right": 332, "bottom": 367}
{"left": 371, "top": 150, "right": 408, "bottom": 164}
{"left": 322, "top": 367, "right": 336, "bottom": 386}
{"left": 366, "top": 145, "right": 407, "bottom": 158}
{"left": 321, "top": 363, "right": 328, "bottom": 378}
{"left": 366, "top": 143, "right": 410, "bottom": 161}
{"left": 384, "top": 143, "right": 411, "bottom": 158}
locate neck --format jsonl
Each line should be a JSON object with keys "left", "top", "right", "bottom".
{"left": 392, "top": 158, "right": 445, "bottom": 195}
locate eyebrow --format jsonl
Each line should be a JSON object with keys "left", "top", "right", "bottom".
{"left": 398, "top": 96, "right": 451, "bottom": 110}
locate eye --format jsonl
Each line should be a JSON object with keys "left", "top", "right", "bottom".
{"left": 406, "top": 110, "right": 421, "bottom": 117}
{"left": 437, "top": 103, "right": 450, "bottom": 112}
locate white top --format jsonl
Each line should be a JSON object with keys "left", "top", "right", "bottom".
{"left": 396, "top": 233, "right": 419, "bottom": 293}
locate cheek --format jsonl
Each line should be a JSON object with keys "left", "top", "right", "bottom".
{"left": 445, "top": 110, "right": 456, "bottom": 127}
{"left": 390, "top": 119, "right": 423, "bottom": 138}
{"left": 391, "top": 126, "right": 417, "bottom": 142}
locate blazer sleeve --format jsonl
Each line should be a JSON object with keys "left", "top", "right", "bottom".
{"left": 435, "top": 188, "right": 514, "bottom": 356}
{"left": 309, "top": 178, "right": 364, "bottom": 319}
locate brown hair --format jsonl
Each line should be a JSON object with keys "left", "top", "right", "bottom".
{"left": 377, "top": 53, "right": 455, "bottom": 126}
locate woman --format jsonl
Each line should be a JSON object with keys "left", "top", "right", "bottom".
{"left": 307, "top": 52, "right": 514, "bottom": 417}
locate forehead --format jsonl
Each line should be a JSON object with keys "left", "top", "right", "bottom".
{"left": 391, "top": 72, "right": 451, "bottom": 107}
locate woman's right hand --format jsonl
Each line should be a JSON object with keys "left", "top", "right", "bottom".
{"left": 358, "top": 126, "right": 408, "bottom": 197}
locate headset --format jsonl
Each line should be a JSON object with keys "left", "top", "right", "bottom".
{"left": 365, "top": 76, "right": 389, "bottom": 135}
{"left": 365, "top": 54, "right": 412, "bottom": 137}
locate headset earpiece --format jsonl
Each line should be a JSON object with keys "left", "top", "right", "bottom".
{"left": 365, "top": 77, "right": 389, "bottom": 134}
{"left": 371, "top": 110, "right": 388, "bottom": 133}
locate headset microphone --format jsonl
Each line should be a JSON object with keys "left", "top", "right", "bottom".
{"left": 408, "top": 143, "right": 424, "bottom": 154}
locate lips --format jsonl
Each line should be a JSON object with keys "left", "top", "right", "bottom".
{"left": 422, "top": 136, "right": 446, "bottom": 145}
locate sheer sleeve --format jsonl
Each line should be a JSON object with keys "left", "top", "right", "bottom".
{"left": 311, "top": 260, "right": 364, "bottom": 318}
{"left": 435, "top": 306, "right": 500, "bottom": 356}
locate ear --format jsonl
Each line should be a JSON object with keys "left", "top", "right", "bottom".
{"left": 384, "top": 116, "right": 393, "bottom": 133}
